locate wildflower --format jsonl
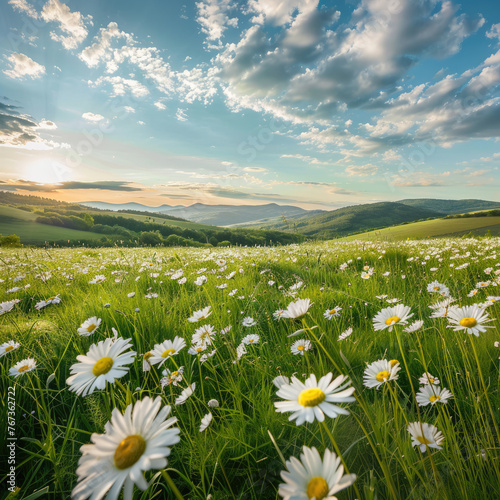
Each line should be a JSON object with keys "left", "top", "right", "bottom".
{"left": 323, "top": 306, "right": 342, "bottom": 320}
{"left": 416, "top": 385, "right": 453, "bottom": 406}
{"left": 282, "top": 298, "right": 313, "bottom": 319}
{"left": 192, "top": 324, "right": 216, "bottom": 346}
{"left": 208, "top": 399, "right": 219, "bottom": 407}
{"left": 160, "top": 367, "right": 184, "bottom": 388}
{"left": 72, "top": 397, "right": 180, "bottom": 500}
{"left": 35, "top": 295, "right": 61, "bottom": 310}
{"left": 404, "top": 320, "right": 424, "bottom": 333}
{"left": 446, "top": 304, "right": 495, "bottom": 336}
{"left": 278, "top": 446, "right": 356, "bottom": 500}
{"left": 242, "top": 316, "right": 257, "bottom": 327}
{"left": 149, "top": 337, "right": 187, "bottom": 367}
{"left": 199, "top": 413, "right": 212, "bottom": 432}
{"left": 66, "top": 337, "right": 136, "bottom": 397}
{"left": 77, "top": 317, "right": 102, "bottom": 337}
{"left": 407, "top": 422, "right": 444, "bottom": 453}
{"left": 0, "top": 340, "right": 20, "bottom": 357}
{"left": 290, "top": 339, "right": 312, "bottom": 355}
{"left": 338, "top": 327, "right": 353, "bottom": 341}
{"left": 272, "top": 375, "right": 290, "bottom": 389}
{"left": 419, "top": 373, "right": 440, "bottom": 386}
{"left": 9, "top": 358, "right": 37, "bottom": 377}
{"left": 175, "top": 383, "right": 196, "bottom": 405}
{"left": 0, "top": 299, "right": 20, "bottom": 315}
{"left": 274, "top": 373, "right": 355, "bottom": 425}
{"left": 363, "top": 359, "right": 400, "bottom": 390}
{"left": 188, "top": 306, "right": 212, "bottom": 323}
{"left": 241, "top": 334, "right": 260, "bottom": 345}
{"left": 373, "top": 304, "right": 413, "bottom": 332}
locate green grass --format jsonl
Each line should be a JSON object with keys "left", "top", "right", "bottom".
{"left": 342, "top": 216, "right": 500, "bottom": 241}
{"left": 0, "top": 206, "right": 104, "bottom": 244}
{"left": 1, "top": 240, "right": 500, "bottom": 499}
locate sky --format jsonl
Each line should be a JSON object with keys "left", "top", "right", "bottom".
{"left": 0, "top": 0, "right": 500, "bottom": 210}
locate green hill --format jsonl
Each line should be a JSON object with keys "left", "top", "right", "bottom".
{"left": 342, "top": 215, "right": 500, "bottom": 241}
{"left": 246, "top": 202, "right": 441, "bottom": 239}
{"left": 398, "top": 198, "right": 500, "bottom": 214}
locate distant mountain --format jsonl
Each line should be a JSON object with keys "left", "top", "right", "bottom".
{"left": 398, "top": 199, "right": 500, "bottom": 214}
{"left": 159, "top": 203, "right": 321, "bottom": 226}
{"left": 244, "top": 202, "right": 442, "bottom": 238}
{"left": 82, "top": 201, "right": 184, "bottom": 212}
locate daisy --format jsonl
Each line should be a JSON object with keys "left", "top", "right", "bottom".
{"left": 416, "top": 385, "right": 453, "bottom": 407}
{"left": 419, "top": 372, "right": 440, "bottom": 386}
{"left": 66, "top": 337, "right": 136, "bottom": 397}
{"left": 175, "top": 383, "right": 196, "bottom": 405}
{"left": 324, "top": 307, "right": 342, "bottom": 320}
{"left": 446, "top": 304, "right": 495, "bottom": 336}
{"left": 77, "top": 317, "right": 102, "bottom": 337}
{"left": 35, "top": 294, "right": 61, "bottom": 310}
{"left": 372, "top": 304, "right": 413, "bottom": 332}
{"left": 273, "top": 309, "right": 286, "bottom": 321}
{"left": 241, "top": 334, "right": 260, "bottom": 345}
{"left": 272, "top": 375, "right": 290, "bottom": 389}
{"left": 192, "top": 324, "right": 216, "bottom": 346}
{"left": 427, "top": 281, "right": 449, "bottom": 296}
{"left": 0, "top": 299, "right": 20, "bottom": 315}
{"left": 9, "top": 358, "right": 37, "bottom": 377}
{"left": 199, "top": 413, "right": 213, "bottom": 432}
{"left": 290, "top": 339, "right": 312, "bottom": 355}
{"left": 274, "top": 373, "right": 355, "bottom": 426}
{"left": 0, "top": 340, "right": 20, "bottom": 357}
{"left": 363, "top": 359, "right": 400, "bottom": 390}
{"left": 149, "top": 337, "right": 187, "bottom": 367}
{"left": 188, "top": 306, "right": 212, "bottom": 323}
{"left": 188, "top": 343, "right": 207, "bottom": 355}
{"left": 338, "top": 327, "right": 353, "bottom": 341}
{"left": 403, "top": 320, "right": 424, "bottom": 333}
{"left": 278, "top": 446, "right": 356, "bottom": 500}
{"left": 160, "top": 367, "right": 184, "bottom": 388}
{"left": 72, "top": 396, "right": 180, "bottom": 500}
{"left": 282, "top": 298, "right": 313, "bottom": 319}
{"left": 242, "top": 316, "right": 257, "bottom": 327}
{"left": 142, "top": 352, "right": 153, "bottom": 372}
{"left": 208, "top": 399, "right": 219, "bottom": 407}
{"left": 407, "top": 422, "right": 444, "bottom": 453}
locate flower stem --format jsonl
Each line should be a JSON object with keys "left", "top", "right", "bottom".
{"left": 161, "top": 470, "right": 185, "bottom": 500}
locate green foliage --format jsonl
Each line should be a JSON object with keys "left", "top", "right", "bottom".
{"left": 0, "top": 233, "right": 21, "bottom": 247}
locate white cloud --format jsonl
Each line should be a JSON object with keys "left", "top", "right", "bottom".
{"left": 176, "top": 108, "right": 188, "bottom": 121}
{"left": 8, "top": 0, "right": 39, "bottom": 19}
{"left": 124, "top": 106, "right": 135, "bottom": 113}
{"left": 247, "top": 0, "right": 318, "bottom": 25}
{"left": 82, "top": 112, "right": 105, "bottom": 122}
{"left": 37, "top": 119, "right": 57, "bottom": 129}
{"left": 41, "top": 0, "right": 91, "bottom": 50}
{"left": 3, "top": 53, "right": 45, "bottom": 80}
{"left": 196, "top": 0, "right": 238, "bottom": 42}
{"left": 345, "top": 164, "right": 378, "bottom": 176}
{"left": 154, "top": 101, "right": 167, "bottom": 110}
{"left": 281, "top": 154, "right": 330, "bottom": 165}
{"left": 89, "top": 76, "right": 149, "bottom": 97}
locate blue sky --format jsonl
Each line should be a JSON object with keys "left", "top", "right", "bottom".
{"left": 1, "top": 0, "right": 500, "bottom": 209}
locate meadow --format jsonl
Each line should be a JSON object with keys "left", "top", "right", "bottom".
{"left": 1, "top": 238, "right": 500, "bottom": 499}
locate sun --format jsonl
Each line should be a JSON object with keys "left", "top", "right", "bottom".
{"left": 23, "top": 159, "right": 73, "bottom": 184}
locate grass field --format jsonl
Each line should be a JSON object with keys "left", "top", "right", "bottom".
{"left": 0, "top": 206, "right": 103, "bottom": 244}
{"left": 1, "top": 239, "right": 500, "bottom": 499}
{"left": 343, "top": 216, "right": 500, "bottom": 241}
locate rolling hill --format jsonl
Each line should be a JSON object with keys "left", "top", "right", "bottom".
{"left": 398, "top": 198, "right": 500, "bottom": 214}
{"left": 239, "top": 202, "right": 442, "bottom": 239}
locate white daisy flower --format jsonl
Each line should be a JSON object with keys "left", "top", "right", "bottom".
{"left": 272, "top": 375, "right": 290, "bottom": 389}
{"left": 323, "top": 307, "right": 342, "bottom": 320}
{"left": 241, "top": 334, "right": 260, "bottom": 345}
{"left": 363, "top": 359, "right": 401, "bottom": 390}
{"left": 427, "top": 281, "right": 449, "bottom": 296}
{"left": 66, "top": 337, "right": 136, "bottom": 397}
{"left": 407, "top": 422, "right": 444, "bottom": 453}
{"left": 278, "top": 446, "right": 356, "bottom": 500}
{"left": 418, "top": 372, "right": 440, "bottom": 386}
{"left": 290, "top": 339, "right": 312, "bottom": 355}
{"left": 403, "top": 320, "right": 424, "bottom": 333}
{"left": 9, "top": 358, "right": 37, "bottom": 377}
{"left": 187, "top": 306, "right": 212, "bottom": 323}
{"left": 149, "top": 336, "right": 187, "bottom": 367}
{"left": 337, "top": 327, "right": 353, "bottom": 341}
{"left": 72, "top": 396, "right": 180, "bottom": 500}
{"left": 282, "top": 298, "right": 313, "bottom": 319}
{"left": 372, "top": 304, "right": 413, "bottom": 332}
{"left": 416, "top": 385, "right": 453, "bottom": 406}
{"left": 77, "top": 317, "right": 102, "bottom": 337}
{"left": 199, "top": 413, "right": 213, "bottom": 432}
{"left": 175, "top": 383, "right": 196, "bottom": 405}
{"left": 0, "top": 340, "right": 21, "bottom": 357}
{"left": 0, "top": 299, "right": 20, "bottom": 315}
{"left": 35, "top": 294, "right": 61, "bottom": 310}
{"left": 142, "top": 352, "right": 153, "bottom": 372}
{"left": 160, "top": 366, "right": 184, "bottom": 388}
{"left": 446, "top": 304, "right": 495, "bottom": 336}
{"left": 273, "top": 309, "right": 286, "bottom": 321}
{"left": 274, "top": 373, "right": 355, "bottom": 426}
{"left": 208, "top": 399, "right": 219, "bottom": 408}
{"left": 242, "top": 316, "right": 257, "bottom": 327}
{"left": 192, "top": 324, "right": 216, "bottom": 346}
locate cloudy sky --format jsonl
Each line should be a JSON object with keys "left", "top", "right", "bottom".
{"left": 1, "top": 0, "right": 499, "bottom": 209}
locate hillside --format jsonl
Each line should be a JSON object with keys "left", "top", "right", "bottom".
{"left": 398, "top": 198, "right": 500, "bottom": 214}
{"left": 82, "top": 201, "right": 185, "bottom": 212}
{"left": 342, "top": 215, "right": 500, "bottom": 241}
{"left": 243, "top": 202, "right": 441, "bottom": 238}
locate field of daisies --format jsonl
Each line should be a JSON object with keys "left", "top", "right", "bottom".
{"left": 1, "top": 238, "right": 500, "bottom": 500}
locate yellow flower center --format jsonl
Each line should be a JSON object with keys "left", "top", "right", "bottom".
{"left": 376, "top": 370, "right": 390, "bottom": 382}
{"left": 306, "top": 476, "right": 329, "bottom": 500}
{"left": 5, "top": 346, "right": 14, "bottom": 352}
{"left": 196, "top": 347, "right": 203, "bottom": 353}
{"left": 298, "top": 345, "right": 305, "bottom": 351}
{"left": 249, "top": 339, "right": 254, "bottom": 343}
{"left": 114, "top": 435, "right": 146, "bottom": 470}
{"left": 298, "top": 388, "right": 326, "bottom": 407}
{"left": 429, "top": 378, "right": 434, "bottom": 384}
{"left": 171, "top": 370, "right": 178, "bottom": 377}
{"left": 162, "top": 348, "right": 176, "bottom": 358}
{"left": 389, "top": 359, "right": 399, "bottom": 367}
{"left": 385, "top": 316, "right": 400, "bottom": 325}
{"left": 86, "top": 324, "right": 97, "bottom": 333}
{"left": 459, "top": 317, "right": 477, "bottom": 328}
{"left": 417, "top": 435, "right": 431, "bottom": 445}
{"left": 144, "top": 352, "right": 153, "bottom": 361}
{"left": 433, "top": 286, "right": 440, "bottom": 291}
{"left": 429, "top": 395, "right": 441, "bottom": 403}
{"left": 92, "top": 356, "right": 114, "bottom": 376}
{"left": 329, "top": 310, "right": 336, "bottom": 315}
{"left": 18, "top": 365, "right": 30, "bottom": 373}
